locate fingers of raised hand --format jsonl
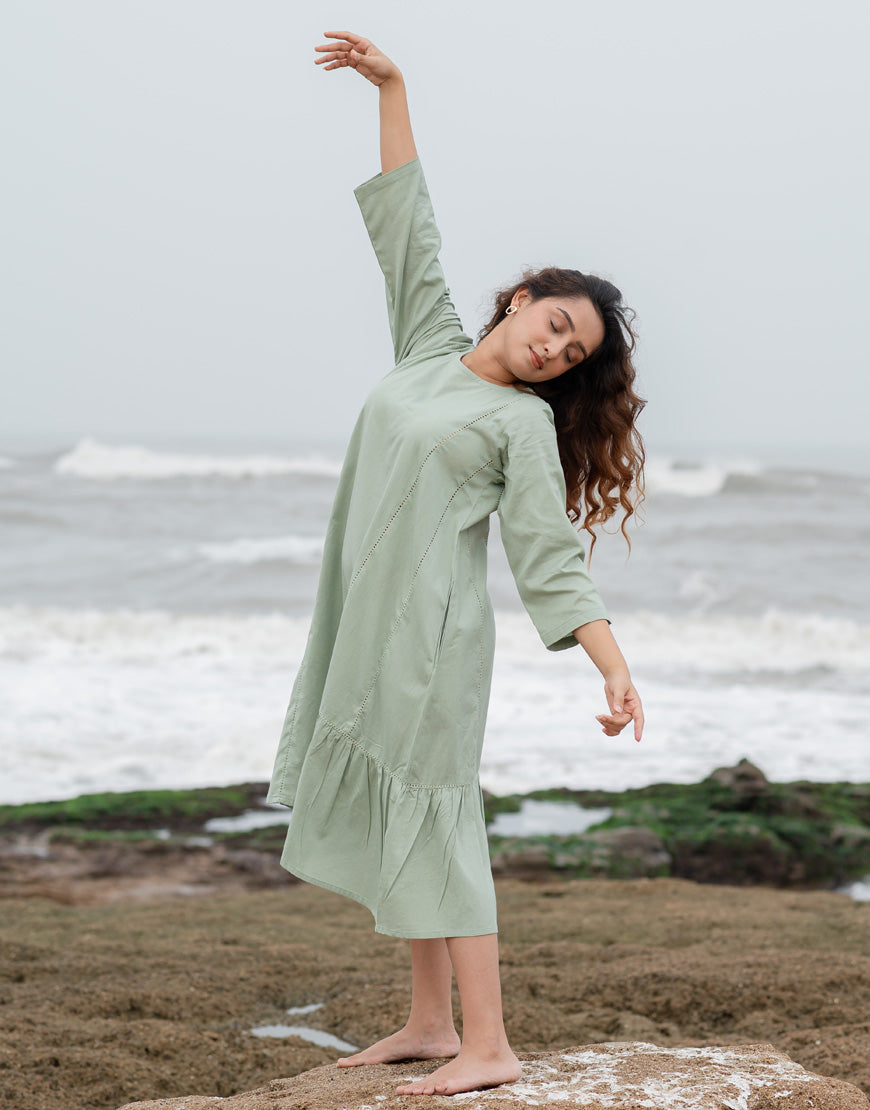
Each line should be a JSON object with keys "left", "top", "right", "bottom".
{"left": 323, "top": 30, "right": 365, "bottom": 45}
{"left": 316, "top": 55, "right": 347, "bottom": 71}
{"left": 315, "top": 33, "right": 371, "bottom": 67}
{"left": 315, "top": 49, "right": 356, "bottom": 70}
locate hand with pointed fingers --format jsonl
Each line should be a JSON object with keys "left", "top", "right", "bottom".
{"left": 314, "top": 31, "right": 399, "bottom": 87}
{"left": 596, "top": 672, "right": 644, "bottom": 743}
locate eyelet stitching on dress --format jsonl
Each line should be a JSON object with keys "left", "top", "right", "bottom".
{"left": 350, "top": 455, "right": 500, "bottom": 736}
{"left": 347, "top": 400, "right": 521, "bottom": 594}
{"left": 466, "top": 553, "right": 486, "bottom": 710}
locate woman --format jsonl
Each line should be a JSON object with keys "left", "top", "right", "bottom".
{"left": 267, "top": 31, "right": 646, "bottom": 1098}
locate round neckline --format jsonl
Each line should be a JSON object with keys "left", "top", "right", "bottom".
{"left": 456, "top": 353, "right": 518, "bottom": 391}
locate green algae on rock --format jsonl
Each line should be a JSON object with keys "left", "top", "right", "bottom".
{"left": 2, "top": 761, "right": 869, "bottom": 889}
{"left": 484, "top": 760, "right": 870, "bottom": 888}
{"left": 0, "top": 783, "right": 269, "bottom": 833}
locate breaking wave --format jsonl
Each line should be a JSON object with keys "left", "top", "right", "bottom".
{"left": 54, "top": 438, "right": 342, "bottom": 480}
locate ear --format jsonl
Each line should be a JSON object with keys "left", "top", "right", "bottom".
{"left": 511, "top": 285, "right": 532, "bottom": 310}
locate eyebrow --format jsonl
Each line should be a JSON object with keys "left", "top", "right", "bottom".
{"left": 557, "top": 307, "right": 588, "bottom": 360}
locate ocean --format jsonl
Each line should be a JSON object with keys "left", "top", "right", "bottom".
{"left": 1, "top": 436, "right": 868, "bottom": 806}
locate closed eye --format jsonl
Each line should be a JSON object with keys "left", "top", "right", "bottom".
{"left": 551, "top": 317, "right": 581, "bottom": 364}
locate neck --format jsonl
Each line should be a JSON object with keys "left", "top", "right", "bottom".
{"left": 461, "top": 331, "right": 516, "bottom": 387}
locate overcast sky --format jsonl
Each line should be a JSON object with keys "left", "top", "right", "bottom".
{"left": 2, "top": 1, "right": 868, "bottom": 462}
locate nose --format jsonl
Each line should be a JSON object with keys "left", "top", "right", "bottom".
{"left": 542, "top": 339, "right": 563, "bottom": 361}
{"left": 544, "top": 335, "right": 572, "bottom": 361}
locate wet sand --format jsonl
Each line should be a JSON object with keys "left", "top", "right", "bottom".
{"left": 1, "top": 877, "right": 868, "bottom": 1110}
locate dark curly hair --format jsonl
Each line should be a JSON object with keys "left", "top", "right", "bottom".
{"left": 480, "top": 266, "right": 646, "bottom": 552}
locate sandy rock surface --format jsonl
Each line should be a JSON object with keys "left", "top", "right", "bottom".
{"left": 116, "top": 1042, "right": 870, "bottom": 1110}
{"left": 3, "top": 879, "right": 869, "bottom": 1110}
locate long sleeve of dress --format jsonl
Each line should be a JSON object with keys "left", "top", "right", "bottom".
{"left": 354, "top": 158, "right": 473, "bottom": 364}
{"left": 498, "top": 405, "right": 609, "bottom": 652}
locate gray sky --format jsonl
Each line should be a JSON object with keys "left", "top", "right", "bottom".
{"left": 2, "top": 0, "right": 868, "bottom": 460}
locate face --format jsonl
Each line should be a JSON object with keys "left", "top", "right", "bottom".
{"left": 501, "top": 289, "right": 605, "bottom": 383}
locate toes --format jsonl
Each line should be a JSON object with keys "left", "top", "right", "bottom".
{"left": 396, "top": 1081, "right": 433, "bottom": 1095}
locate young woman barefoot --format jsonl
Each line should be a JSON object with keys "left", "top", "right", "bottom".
{"left": 268, "top": 29, "right": 645, "bottom": 1100}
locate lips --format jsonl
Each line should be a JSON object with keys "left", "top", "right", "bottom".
{"left": 529, "top": 348, "right": 543, "bottom": 370}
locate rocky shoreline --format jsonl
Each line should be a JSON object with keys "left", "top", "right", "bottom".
{"left": 488, "top": 759, "right": 870, "bottom": 888}
{"left": 1, "top": 761, "right": 868, "bottom": 903}
{"left": 2, "top": 764, "right": 869, "bottom": 1110}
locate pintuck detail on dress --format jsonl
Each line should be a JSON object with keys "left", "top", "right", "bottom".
{"left": 268, "top": 157, "right": 608, "bottom": 937}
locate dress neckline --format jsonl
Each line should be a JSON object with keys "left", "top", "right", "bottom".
{"left": 456, "top": 353, "right": 517, "bottom": 391}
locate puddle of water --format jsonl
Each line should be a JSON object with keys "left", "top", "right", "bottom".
{"left": 250, "top": 1024, "right": 358, "bottom": 1052}
{"left": 488, "top": 800, "right": 612, "bottom": 837}
{"left": 250, "top": 1002, "right": 357, "bottom": 1052}
{"left": 204, "top": 806, "right": 292, "bottom": 833}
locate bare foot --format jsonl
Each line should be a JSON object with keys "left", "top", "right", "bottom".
{"left": 395, "top": 1046, "right": 522, "bottom": 1095}
{"left": 336, "top": 1024, "right": 461, "bottom": 1068}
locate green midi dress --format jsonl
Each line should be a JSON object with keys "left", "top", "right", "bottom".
{"left": 267, "top": 157, "right": 608, "bottom": 938}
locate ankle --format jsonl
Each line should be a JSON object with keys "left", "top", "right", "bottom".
{"left": 405, "top": 1016, "right": 457, "bottom": 1037}
{"left": 459, "top": 1033, "right": 514, "bottom": 1057}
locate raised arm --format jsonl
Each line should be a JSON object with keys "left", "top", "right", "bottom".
{"left": 315, "top": 31, "right": 416, "bottom": 174}
{"left": 316, "top": 31, "right": 470, "bottom": 365}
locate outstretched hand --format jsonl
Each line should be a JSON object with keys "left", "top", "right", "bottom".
{"left": 596, "top": 674, "right": 644, "bottom": 743}
{"left": 315, "top": 32, "right": 400, "bottom": 87}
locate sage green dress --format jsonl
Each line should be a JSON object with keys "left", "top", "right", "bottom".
{"left": 267, "top": 157, "right": 608, "bottom": 938}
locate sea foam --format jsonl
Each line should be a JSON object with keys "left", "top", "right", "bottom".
{"left": 52, "top": 440, "right": 773, "bottom": 495}
{"left": 196, "top": 535, "right": 325, "bottom": 565}
{"left": 495, "top": 608, "right": 870, "bottom": 679}
{"left": 4, "top": 604, "right": 868, "bottom": 680}
{"left": 643, "top": 456, "right": 761, "bottom": 497}
{"left": 2, "top": 604, "right": 868, "bottom": 805}
{"left": 54, "top": 437, "right": 342, "bottom": 480}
